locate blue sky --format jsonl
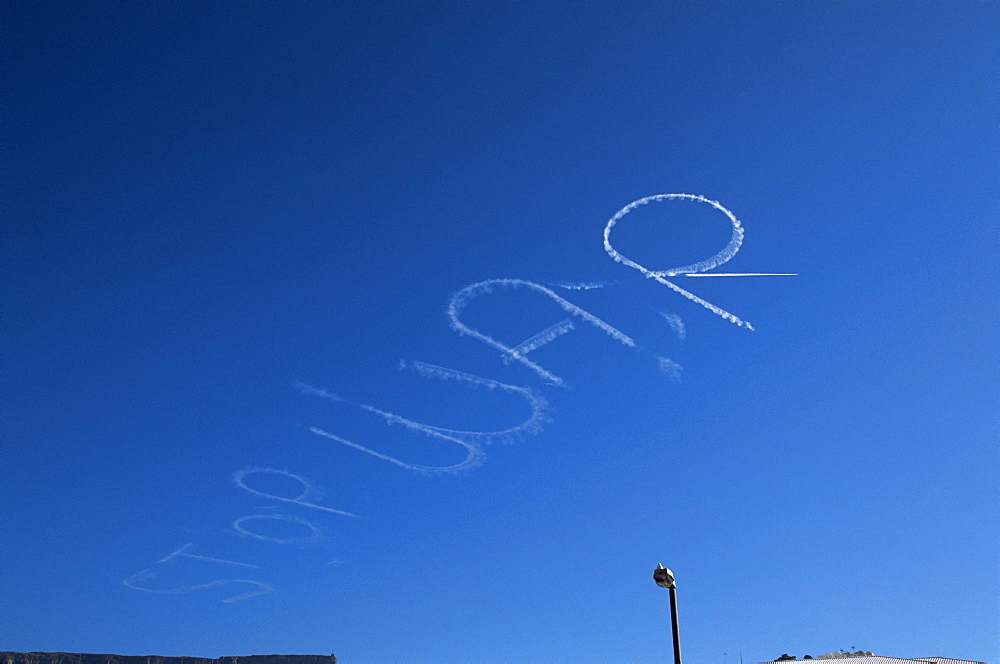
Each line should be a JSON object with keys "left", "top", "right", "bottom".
{"left": 2, "top": 2, "right": 996, "bottom": 662}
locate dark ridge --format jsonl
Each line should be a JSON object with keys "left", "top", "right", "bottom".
{"left": 1, "top": 654, "right": 335, "bottom": 664}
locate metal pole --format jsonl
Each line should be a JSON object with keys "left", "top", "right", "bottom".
{"left": 668, "top": 586, "right": 682, "bottom": 664}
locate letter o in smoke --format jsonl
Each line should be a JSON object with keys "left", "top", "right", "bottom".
{"left": 232, "top": 467, "right": 357, "bottom": 517}
{"left": 603, "top": 193, "right": 745, "bottom": 277}
{"left": 233, "top": 514, "right": 321, "bottom": 544}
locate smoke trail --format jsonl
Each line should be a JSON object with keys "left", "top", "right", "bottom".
{"left": 684, "top": 272, "right": 797, "bottom": 277}
{"left": 123, "top": 569, "right": 275, "bottom": 603}
{"left": 503, "top": 319, "right": 575, "bottom": 364}
{"left": 388, "top": 361, "right": 550, "bottom": 443}
{"left": 302, "top": 361, "right": 550, "bottom": 474}
{"left": 604, "top": 194, "right": 754, "bottom": 329}
{"left": 308, "top": 426, "right": 485, "bottom": 474}
{"left": 448, "top": 279, "right": 636, "bottom": 385}
{"left": 657, "top": 356, "right": 683, "bottom": 382}
{"left": 233, "top": 514, "right": 321, "bottom": 544}
{"left": 658, "top": 312, "right": 686, "bottom": 339}
{"left": 659, "top": 272, "right": 753, "bottom": 330}
{"left": 548, "top": 279, "right": 631, "bottom": 291}
{"left": 157, "top": 544, "right": 261, "bottom": 568}
{"left": 233, "top": 467, "right": 357, "bottom": 518}
{"left": 123, "top": 544, "right": 274, "bottom": 603}
{"left": 604, "top": 193, "right": 744, "bottom": 276}
{"left": 294, "top": 384, "right": 342, "bottom": 402}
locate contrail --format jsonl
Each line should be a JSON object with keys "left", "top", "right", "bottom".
{"left": 652, "top": 272, "right": 754, "bottom": 330}
{"left": 302, "top": 361, "right": 550, "bottom": 474}
{"left": 156, "top": 543, "right": 261, "bottom": 568}
{"left": 657, "top": 356, "right": 683, "bottom": 382}
{"left": 294, "top": 383, "right": 342, "bottom": 401}
{"left": 233, "top": 467, "right": 357, "bottom": 518}
{"left": 548, "top": 279, "right": 632, "bottom": 291}
{"left": 605, "top": 193, "right": 745, "bottom": 276}
{"left": 502, "top": 319, "right": 575, "bottom": 364}
{"left": 448, "top": 278, "right": 636, "bottom": 385}
{"left": 123, "top": 544, "right": 275, "bottom": 603}
{"left": 604, "top": 194, "right": 756, "bottom": 329}
{"left": 123, "top": 568, "right": 274, "bottom": 603}
{"left": 658, "top": 312, "right": 686, "bottom": 339}
{"left": 233, "top": 514, "right": 320, "bottom": 544}
{"left": 308, "top": 426, "right": 484, "bottom": 474}
{"left": 683, "top": 272, "right": 797, "bottom": 277}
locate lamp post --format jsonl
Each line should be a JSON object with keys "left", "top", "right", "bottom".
{"left": 653, "top": 564, "right": 682, "bottom": 664}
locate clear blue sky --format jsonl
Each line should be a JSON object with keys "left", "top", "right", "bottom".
{"left": 3, "top": 2, "right": 996, "bottom": 663}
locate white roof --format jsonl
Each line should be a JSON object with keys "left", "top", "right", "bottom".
{"left": 764, "top": 657, "right": 986, "bottom": 664}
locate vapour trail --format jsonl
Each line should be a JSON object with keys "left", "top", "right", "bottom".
{"left": 158, "top": 543, "right": 261, "bottom": 568}
{"left": 658, "top": 312, "right": 686, "bottom": 339}
{"left": 448, "top": 278, "right": 636, "bottom": 385}
{"left": 684, "top": 273, "right": 797, "bottom": 277}
{"left": 604, "top": 194, "right": 754, "bottom": 330}
{"left": 657, "top": 356, "right": 683, "bottom": 382}
{"left": 233, "top": 467, "right": 357, "bottom": 518}
{"left": 123, "top": 543, "right": 274, "bottom": 603}
{"left": 301, "top": 361, "right": 550, "bottom": 474}
{"left": 123, "top": 568, "right": 274, "bottom": 603}
{"left": 503, "top": 319, "right": 575, "bottom": 364}
{"left": 295, "top": 384, "right": 343, "bottom": 402}
{"left": 233, "top": 514, "right": 321, "bottom": 544}
{"left": 548, "top": 279, "right": 635, "bottom": 291}
{"left": 648, "top": 270, "right": 755, "bottom": 330}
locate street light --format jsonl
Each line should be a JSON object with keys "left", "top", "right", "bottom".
{"left": 653, "top": 564, "right": 682, "bottom": 664}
